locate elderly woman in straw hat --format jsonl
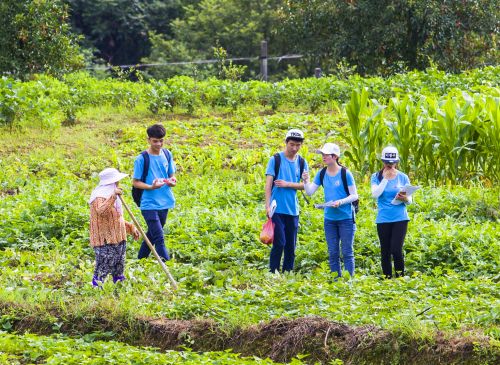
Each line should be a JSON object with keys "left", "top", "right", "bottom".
{"left": 89, "top": 168, "right": 139, "bottom": 287}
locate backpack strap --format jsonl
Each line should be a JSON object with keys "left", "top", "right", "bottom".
{"left": 298, "top": 155, "right": 305, "bottom": 179}
{"left": 273, "top": 153, "right": 305, "bottom": 183}
{"left": 341, "top": 167, "right": 357, "bottom": 223}
{"left": 377, "top": 169, "right": 384, "bottom": 182}
{"left": 297, "top": 155, "right": 310, "bottom": 204}
{"left": 273, "top": 153, "right": 281, "bottom": 182}
{"left": 341, "top": 167, "right": 350, "bottom": 196}
{"left": 162, "top": 148, "right": 172, "bottom": 165}
{"left": 319, "top": 167, "right": 327, "bottom": 186}
{"left": 319, "top": 167, "right": 348, "bottom": 192}
{"left": 140, "top": 151, "right": 149, "bottom": 183}
{"left": 140, "top": 149, "right": 171, "bottom": 183}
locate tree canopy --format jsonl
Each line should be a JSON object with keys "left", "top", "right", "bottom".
{"left": 1, "top": 0, "right": 498, "bottom": 79}
{"left": 279, "top": 0, "right": 499, "bottom": 75}
{"left": 0, "top": 0, "right": 83, "bottom": 78}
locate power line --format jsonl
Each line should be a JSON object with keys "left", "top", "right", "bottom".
{"left": 86, "top": 54, "right": 303, "bottom": 70}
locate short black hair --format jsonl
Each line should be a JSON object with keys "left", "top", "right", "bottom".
{"left": 147, "top": 124, "right": 166, "bottom": 139}
{"left": 285, "top": 137, "right": 304, "bottom": 143}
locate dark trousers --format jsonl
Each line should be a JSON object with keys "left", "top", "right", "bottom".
{"left": 93, "top": 241, "right": 126, "bottom": 281}
{"left": 270, "top": 213, "right": 299, "bottom": 273}
{"left": 138, "top": 209, "right": 170, "bottom": 261}
{"left": 377, "top": 220, "right": 408, "bottom": 278}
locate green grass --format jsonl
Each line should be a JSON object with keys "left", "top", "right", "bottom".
{"left": 0, "top": 331, "right": 303, "bottom": 364}
{"left": 0, "top": 75, "right": 499, "bottom": 363}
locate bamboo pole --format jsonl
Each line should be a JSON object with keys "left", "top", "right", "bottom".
{"left": 118, "top": 195, "right": 178, "bottom": 290}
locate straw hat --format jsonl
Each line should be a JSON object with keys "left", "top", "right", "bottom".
{"left": 98, "top": 168, "right": 128, "bottom": 185}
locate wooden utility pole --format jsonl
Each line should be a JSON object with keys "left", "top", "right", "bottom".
{"left": 260, "top": 41, "right": 268, "bottom": 81}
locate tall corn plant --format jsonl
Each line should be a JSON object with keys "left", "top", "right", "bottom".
{"left": 458, "top": 92, "right": 484, "bottom": 179}
{"left": 475, "top": 96, "right": 500, "bottom": 183}
{"left": 414, "top": 99, "right": 439, "bottom": 184}
{"left": 386, "top": 96, "right": 420, "bottom": 173}
{"left": 387, "top": 95, "right": 454, "bottom": 184}
{"left": 343, "top": 89, "right": 387, "bottom": 178}
{"left": 427, "top": 93, "right": 478, "bottom": 183}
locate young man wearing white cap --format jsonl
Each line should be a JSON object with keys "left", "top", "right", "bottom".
{"left": 371, "top": 146, "right": 412, "bottom": 278}
{"left": 133, "top": 124, "right": 177, "bottom": 262}
{"left": 265, "top": 129, "right": 309, "bottom": 273}
{"left": 89, "top": 168, "right": 140, "bottom": 287}
{"left": 303, "top": 143, "right": 358, "bottom": 278}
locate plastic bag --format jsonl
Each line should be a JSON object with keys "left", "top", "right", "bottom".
{"left": 260, "top": 218, "right": 275, "bottom": 245}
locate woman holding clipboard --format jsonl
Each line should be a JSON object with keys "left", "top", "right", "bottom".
{"left": 371, "top": 146, "right": 412, "bottom": 278}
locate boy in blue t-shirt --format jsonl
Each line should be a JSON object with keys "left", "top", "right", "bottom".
{"left": 265, "top": 129, "right": 309, "bottom": 273}
{"left": 133, "top": 124, "right": 176, "bottom": 261}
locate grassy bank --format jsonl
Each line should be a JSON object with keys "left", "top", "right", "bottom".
{"left": 0, "top": 79, "right": 499, "bottom": 363}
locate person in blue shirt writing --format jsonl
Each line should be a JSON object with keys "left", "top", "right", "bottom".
{"left": 133, "top": 124, "right": 176, "bottom": 261}
{"left": 265, "top": 129, "right": 309, "bottom": 273}
{"left": 371, "top": 146, "right": 411, "bottom": 278}
{"left": 303, "top": 143, "right": 358, "bottom": 278}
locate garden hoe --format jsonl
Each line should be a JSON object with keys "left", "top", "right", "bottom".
{"left": 118, "top": 195, "right": 178, "bottom": 290}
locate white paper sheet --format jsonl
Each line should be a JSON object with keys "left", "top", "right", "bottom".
{"left": 391, "top": 184, "right": 421, "bottom": 205}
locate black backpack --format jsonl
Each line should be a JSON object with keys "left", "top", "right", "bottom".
{"left": 132, "top": 148, "right": 172, "bottom": 207}
{"left": 273, "top": 153, "right": 309, "bottom": 204}
{"left": 319, "top": 166, "right": 359, "bottom": 214}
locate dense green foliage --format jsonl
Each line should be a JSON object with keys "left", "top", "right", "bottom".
{"left": 1, "top": 66, "right": 499, "bottom": 182}
{"left": 280, "top": 0, "right": 499, "bottom": 75}
{"left": 0, "top": 0, "right": 83, "bottom": 79}
{"left": 1, "top": 0, "right": 497, "bottom": 79}
{"left": 142, "top": 0, "right": 286, "bottom": 79}
{"left": 0, "top": 332, "right": 300, "bottom": 364}
{"left": 66, "top": 0, "right": 202, "bottom": 66}
{"left": 0, "top": 69, "right": 499, "bottom": 362}
{"left": 63, "top": 0, "right": 499, "bottom": 78}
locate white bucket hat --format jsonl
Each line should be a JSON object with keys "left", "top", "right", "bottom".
{"left": 285, "top": 129, "right": 304, "bottom": 140}
{"left": 316, "top": 143, "right": 340, "bottom": 156}
{"left": 98, "top": 168, "right": 128, "bottom": 186}
{"left": 381, "top": 146, "right": 399, "bottom": 163}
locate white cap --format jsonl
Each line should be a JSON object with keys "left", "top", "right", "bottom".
{"left": 285, "top": 129, "right": 304, "bottom": 140}
{"left": 381, "top": 146, "right": 399, "bottom": 163}
{"left": 316, "top": 143, "right": 340, "bottom": 156}
{"left": 98, "top": 168, "right": 128, "bottom": 186}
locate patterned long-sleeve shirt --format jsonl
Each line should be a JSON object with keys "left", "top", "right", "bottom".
{"left": 89, "top": 195, "right": 135, "bottom": 247}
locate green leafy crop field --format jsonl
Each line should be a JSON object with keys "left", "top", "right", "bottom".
{"left": 0, "top": 68, "right": 499, "bottom": 364}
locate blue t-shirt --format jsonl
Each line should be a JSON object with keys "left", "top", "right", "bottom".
{"left": 265, "top": 152, "right": 309, "bottom": 216}
{"left": 133, "top": 150, "right": 176, "bottom": 210}
{"left": 370, "top": 171, "right": 410, "bottom": 223}
{"left": 313, "top": 168, "right": 355, "bottom": 221}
